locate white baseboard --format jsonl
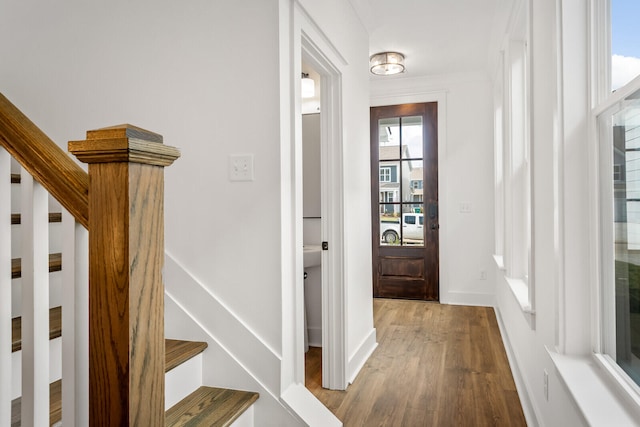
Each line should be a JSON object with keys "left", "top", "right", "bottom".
{"left": 348, "top": 328, "right": 377, "bottom": 384}
{"left": 307, "top": 326, "right": 322, "bottom": 348}
{"left": 440, "top": 290, "right": 496, "bottom": 307}
{"left": 493, "top": 307, "right": 539, "bottom": 426}
{"left": 281, "top": 383, "right": 341, "bottom": 427}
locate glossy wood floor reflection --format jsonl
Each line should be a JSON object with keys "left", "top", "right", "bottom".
{"left": 305, "top": 299, "right": 526, "bottom": 427}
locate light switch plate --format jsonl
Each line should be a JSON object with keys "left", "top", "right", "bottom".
{"left": 229, "top": 154, "right": 254, "bottom": 182}
{"left": 459, "top": 202, "right": 472, "bottom": 213}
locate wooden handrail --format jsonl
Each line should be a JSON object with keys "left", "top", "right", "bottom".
{"left": 0, "top": 93, "right": 88, "bottom": 228}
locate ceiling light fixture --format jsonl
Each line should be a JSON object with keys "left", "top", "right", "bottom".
{"left": 301, "top": 73, "right": 315, "bottom": 98}
{"left": 369, "top": 52, "right": 405, "bottom": 76}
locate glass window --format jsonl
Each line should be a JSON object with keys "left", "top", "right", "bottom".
{"left": 611, "top": 0, "right": 640, "bottom": 91}
{"left": 380, "top": 167, "right": 391, "bottom": 182}
{"left": 602, "top": 88, "right": 640, "bottom": 386}
{"left": 596, "top": 0, "right": 640, "bottom": 392}
{"left": 378, "top": 116, "right": 425, "bottom": 247}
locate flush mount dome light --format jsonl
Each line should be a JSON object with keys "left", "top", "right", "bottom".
{"left": 370, "top": 52, "right": 405, "bottom": 76}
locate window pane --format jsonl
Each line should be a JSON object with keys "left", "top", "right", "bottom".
{"left": 379, "top": 161, "right": 400, "bottom": 204}
{"left": 611, "top": 0, "right": 640, "bottom": 90}
{"left": 380, "top": 205, "right": 400, "bottom": 245}
{"left": 403, "top": 160, "right": 423, "bottom": 203}
{"left": 400, "top": 116, "right": 423, "bottom": 159}
{"left": 379, "top": 118, "right": 400, "bottom": 160}
{"left": 401, "top": 204, "right": 424, "bottom": 246}
{"left": 612, "top": 91, "right": 640, "bottom": 385}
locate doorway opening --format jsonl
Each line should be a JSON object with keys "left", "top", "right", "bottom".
{"left": 370, "top": 103, "right": 439, "bottom": 301}
{"left": 301, "top": 62, "right": 323, "bottom": 390}
{"left": 294, "top": 31, "right": 346, "bottom": 391}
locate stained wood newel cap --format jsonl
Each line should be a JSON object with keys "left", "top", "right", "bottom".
{"left": 68, "top": 124, "right": 180, "bottom": 166}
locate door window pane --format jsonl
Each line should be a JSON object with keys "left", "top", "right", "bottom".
{"left": 403, "top": 160, "right": 423, "bottom": 202}
{"left": 380, "top": 204, "right": 400, "bottom": 245}
{"left": 377, "top": 116, "right": 425, "bottom": 247}
{"left": 400, "top": 116, "right": 423, "bottom": 159}
{"left": 379, "top": 118, "right": 400, "bottom": 160}
{"left": 402, "top": 204, "right": 424, "bottom": 245}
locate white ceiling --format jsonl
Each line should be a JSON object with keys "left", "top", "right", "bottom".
{"left": 350, "top": 0, "right": 503, "bottom": 79}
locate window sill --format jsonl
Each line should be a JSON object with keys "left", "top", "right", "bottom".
{"left": 548, "top": 349, "right": 640, "bottom": 426}
{"left": 505, "top": 277, "right": 533, "bottom": 313}
{"left": 504, "top": 276, "right": 535, "bottom": 328}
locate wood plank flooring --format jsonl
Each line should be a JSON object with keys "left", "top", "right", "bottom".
{"left": 306, "top": 299, "right": 526, "bottom": 427}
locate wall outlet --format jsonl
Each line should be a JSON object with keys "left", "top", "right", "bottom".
{"left": 229, "top": 154, "right": 254, "bottom": 182}
{"left": 480, "top": 270, "right": 487, "bottom": 280}
{"left": 543, "top": 370, "right": 549, "bottom": 401}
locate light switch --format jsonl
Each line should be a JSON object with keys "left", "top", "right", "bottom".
{"left": 229, "top": 154, "right": 254, "bottom": 182}
{"left": 459, "top": 202, "right": 472, "bottom": 213}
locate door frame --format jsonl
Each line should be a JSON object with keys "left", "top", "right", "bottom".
{"left": 370, "top": 92, "right": 448, "bottom": 302}
{"left": 292, "top": 4, "right": 348, "bottom": 390}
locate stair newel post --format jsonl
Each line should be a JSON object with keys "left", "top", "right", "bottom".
{"left": 69, "top": 125, "right": 180, "bottom": 426}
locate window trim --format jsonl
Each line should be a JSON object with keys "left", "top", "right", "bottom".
{"left": 494, "top": 0, "right": 535, "bottom": 325}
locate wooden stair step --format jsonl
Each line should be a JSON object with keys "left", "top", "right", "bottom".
{"left": 165, "top": 386, "right": 259, "bottom": 427}
{"left": 10, "top": 173, "right": 20, "bottom": 183}
{"left": 12, "top": 306, "right": 62, "bottom": 352}
{"left": 11, "top": 339, "right": 210, "bottom": 425}
{"left": 166, "top": 339, "right": 208, "bottom": 372}
{"left": 11, "top": 253, "right": 62, "bottom": 279}
{"left": 11, "top": 212, "right": 63, "bottom": 225}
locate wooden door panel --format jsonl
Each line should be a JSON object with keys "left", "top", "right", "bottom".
{"left": 375, "top": 278, "right": 426, "bottom": 300}
{"left": 379, "top": 256, "right": 425, "bottom": 278}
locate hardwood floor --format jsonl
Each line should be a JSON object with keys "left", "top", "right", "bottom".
{"left": 305, "top": 298, "right": 526, "bottom": 426}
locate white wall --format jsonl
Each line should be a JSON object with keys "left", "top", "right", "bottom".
{"left": 2, "top": 0, "right": 375, "bottom": 422}
{"left": 1, "top": 0, "right": 285, "bottom": 350}
{"left": 371, "top": 72, "right": 496, "bottom": 307}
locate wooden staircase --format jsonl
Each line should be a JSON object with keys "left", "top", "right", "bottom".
{"left": 9, "top": 313, "right": 258, "bottom": 425}
{"left": 2, "top": 93, "right": 258, "bottom": 426}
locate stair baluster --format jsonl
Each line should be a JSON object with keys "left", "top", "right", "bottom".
{"left": 0, "top": 147, "right": 11, "bottom": 426}
{"left": 19, "top": 170, "right": 51, "bottom": 426}
{"left": 61, "top": 211, "right": 89, "bottom": 426}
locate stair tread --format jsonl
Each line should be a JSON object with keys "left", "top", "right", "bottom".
{"left": 166, "top": 339, "right": 208, "bottom": 372}
{"left": 11, "top": 252, "right": 62, "bottom": 279}
{"left": 11, "top": 339, "right": 216, "bottom": 425}
{"left": 11, "top": 213, "right": 63, "bottom": 225}
{"left": 165, "top": 386, "right": 259, "bottom": 427}
{"left": 12, "top": 306, "right": 62, "bottom": 352}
